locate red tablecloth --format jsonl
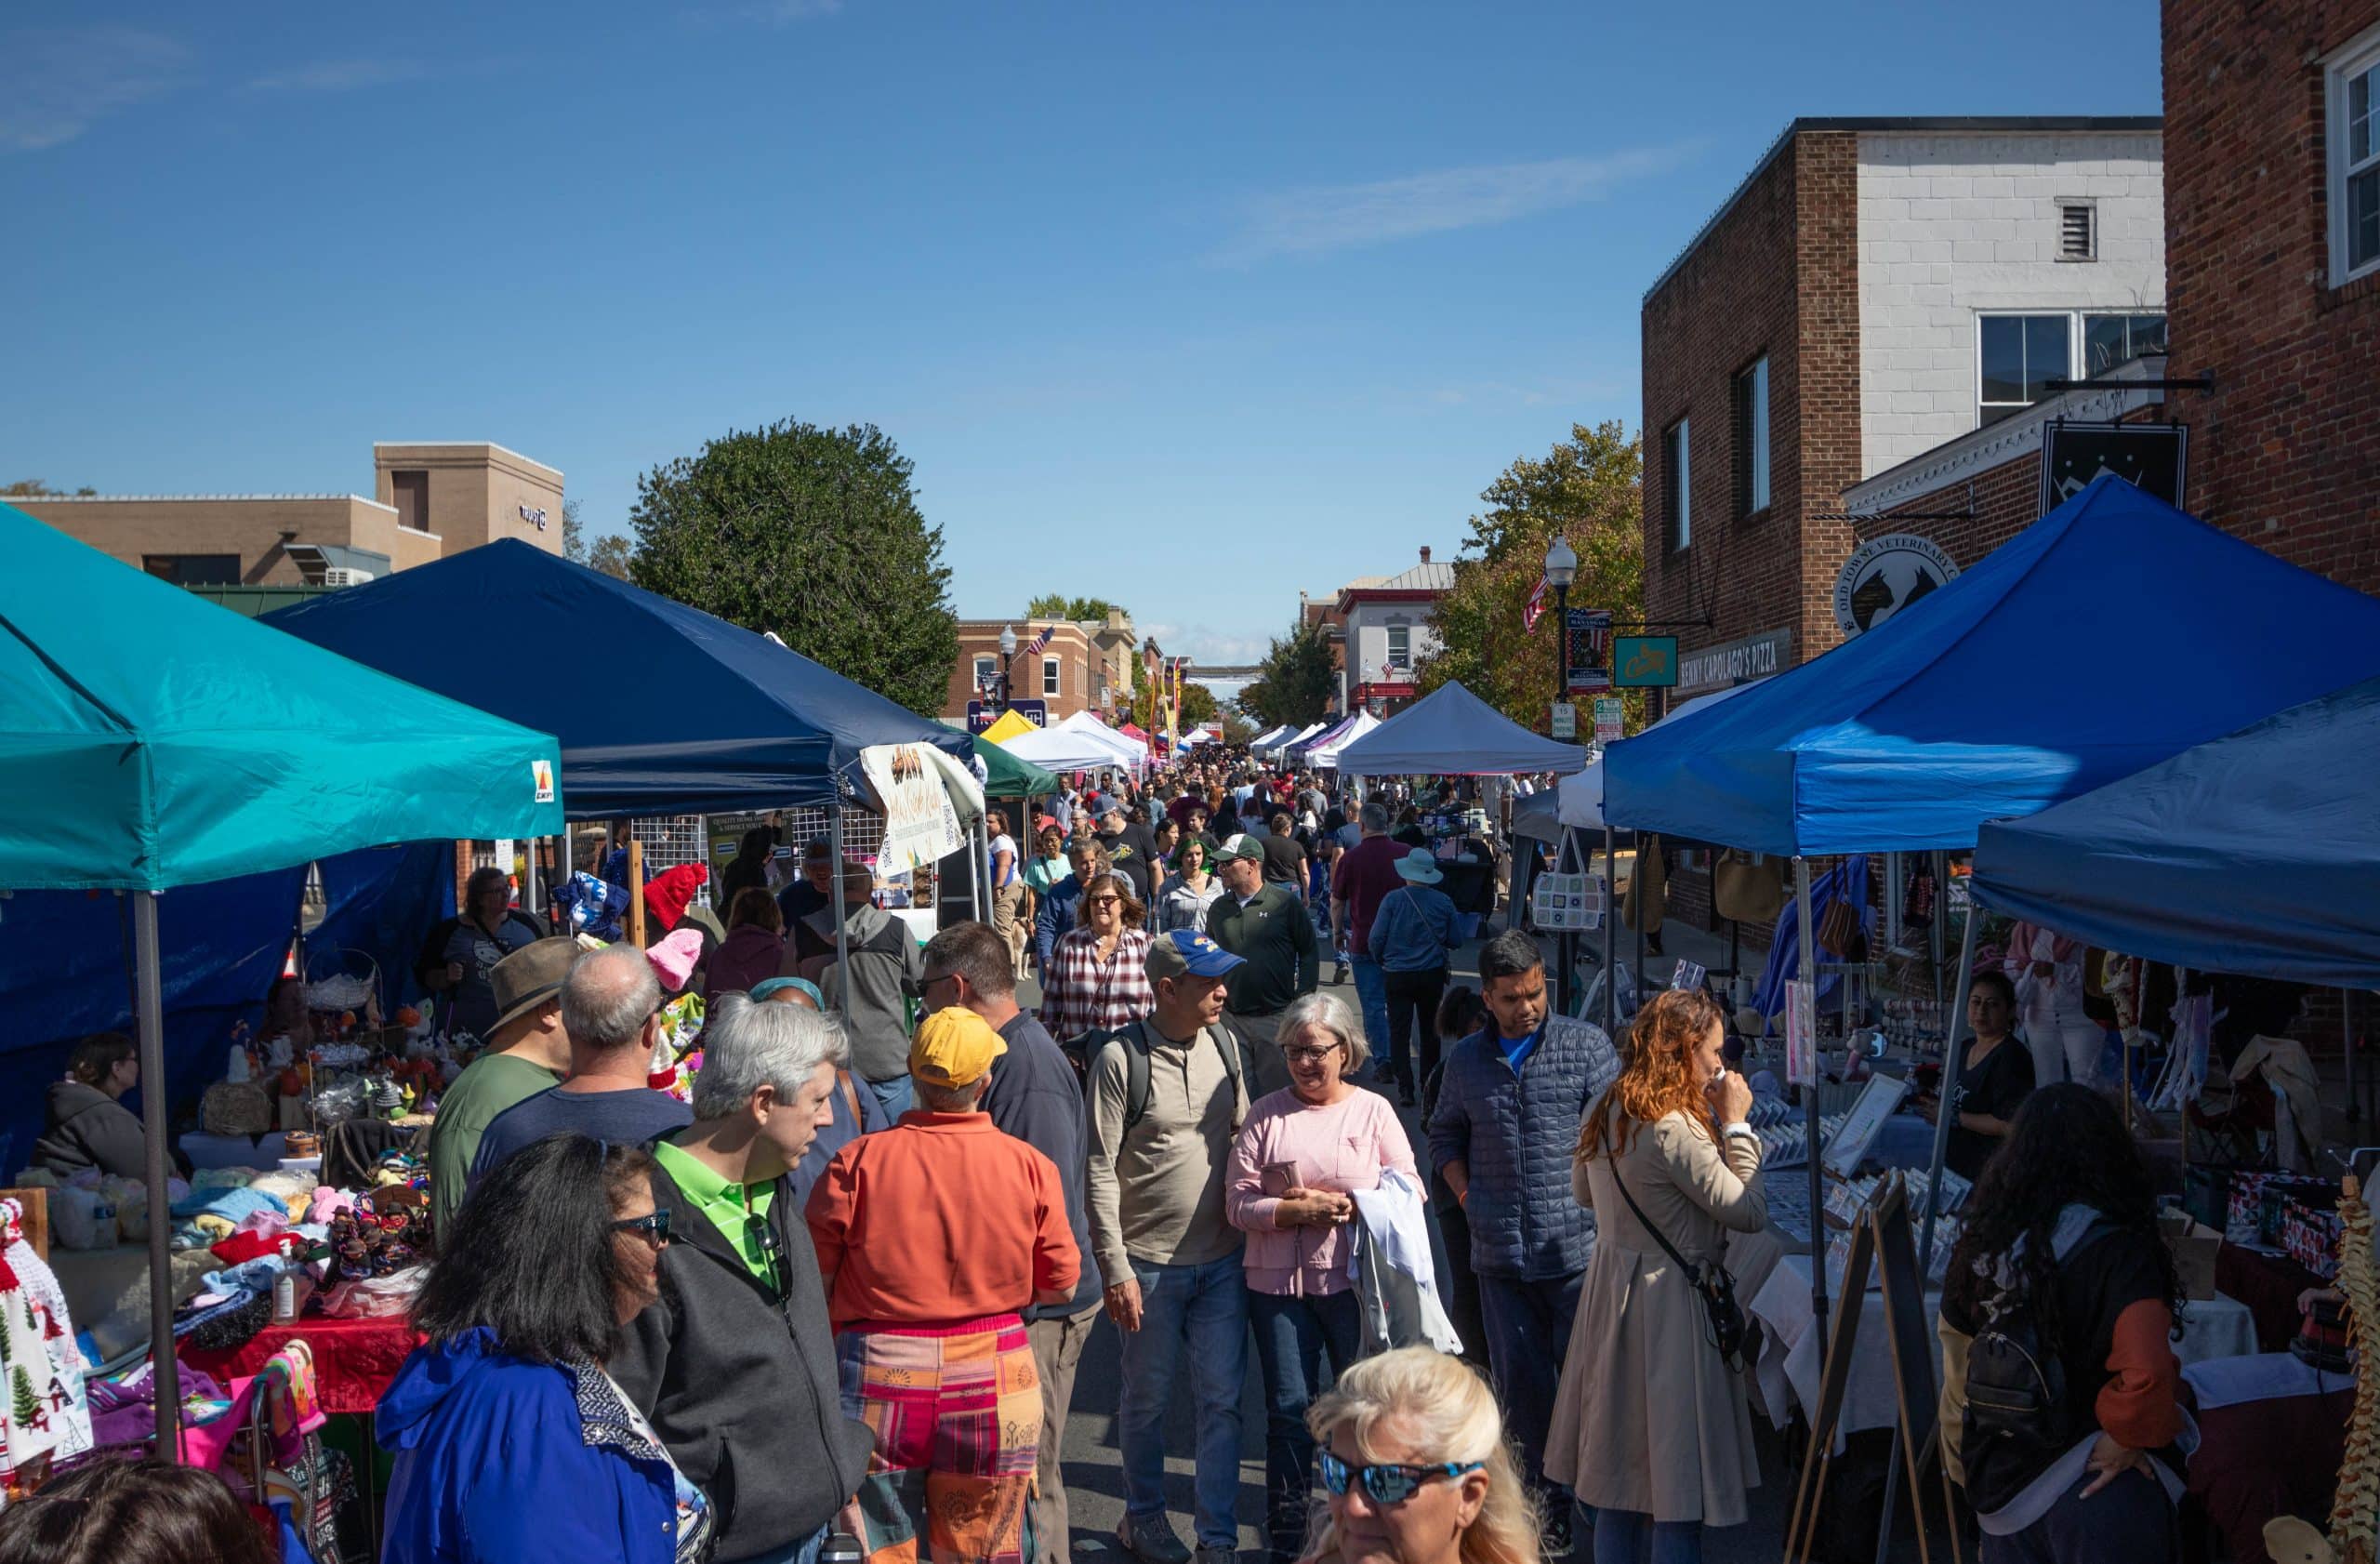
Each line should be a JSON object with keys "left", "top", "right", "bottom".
{"left": 2189, "top": 1386, "right": 2355, "bottom": 1564}
{"left": 181, "top": 1314, "right": 421, "bottom": 1416}
{"left": 2215, "top": 1241, "right": 2328, "bottom": 1352}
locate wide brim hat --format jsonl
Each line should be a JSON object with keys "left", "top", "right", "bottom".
{"left": 486, "top": 936, "right": 581, "bottom": 1035}
{"left": 1393, "top": 849, "right": 1445, "bottom": 884}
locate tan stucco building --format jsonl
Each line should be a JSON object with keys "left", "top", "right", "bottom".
{"left": 16, "top": 441, "right": 563, "bottom": 586}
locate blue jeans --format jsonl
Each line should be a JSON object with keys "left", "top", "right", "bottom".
{"left": 864, "top": 1073, "right": 913, "bottom": 1123}
{"left": 1593, "top": 1510, "right": 1699, "bottom": 1564}
{"left": 743, "top": 1524, "right": 830, "bottom": 1564}
{"left": 1247, "top": 1289, "right": 1363, "bottom": 1562}
{"left": 1119, "top": 1253, "right": 1248, "bottom": 1548}
{"left": 1347, "top": 956, "right": 1390, "bottom": 1070}
{"left": 1476, "top": 1269, "right": 1585, "bottom": 1492}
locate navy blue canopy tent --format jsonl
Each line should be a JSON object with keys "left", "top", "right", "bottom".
{"left": 1603, "top": 475, "right": 2380, "bottom": 857}
{"left": 1973, "top": 673, "right": 2380, "bottom": 989}
{"left": 266, "top": 540, "right": 969, "bottom": 817}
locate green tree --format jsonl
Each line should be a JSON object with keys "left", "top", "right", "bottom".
{"left": 1237, "top": 617, "right": 1336, "bottom": 728}
{"left": 1418, "top": 420, "right": 1644, "bottom": 732}
{"left": 627, "top": 419, "right": 959, "bottom": 716}
{"left": 561, "top": 497, "right": 585, "bottom": 563}
{"left": 1025, "top": 593, "right": 1120, "bottom": 622}
{"left": 1, "top": 480, "right": 97, "bottom": 497}
{"left": 588, "top": 534, "right": 632, "bottom": 580}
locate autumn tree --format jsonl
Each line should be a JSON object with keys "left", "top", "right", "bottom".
{"left": 1418, "top": 420, "right": 1643, "bottom": 731}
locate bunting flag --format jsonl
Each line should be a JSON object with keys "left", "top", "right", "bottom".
{"left": 1523, "top": 577, "right": 1549, "bottom": 632}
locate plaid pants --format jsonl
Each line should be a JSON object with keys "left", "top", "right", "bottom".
{"left": 838, "top": 1315, "right": 1042, "bottom": 1564}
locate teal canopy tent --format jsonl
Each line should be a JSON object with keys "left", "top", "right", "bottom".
{"left": 0, "top": 502, "right": 563, "bottom": 1451}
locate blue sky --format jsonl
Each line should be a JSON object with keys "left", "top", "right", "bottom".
{"left": 2, "top": 1, "right": 2160, "bottom": 669}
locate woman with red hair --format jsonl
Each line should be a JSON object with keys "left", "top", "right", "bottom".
{"left": 1545, "top": 988, "right": 1765, "bottom": 1564}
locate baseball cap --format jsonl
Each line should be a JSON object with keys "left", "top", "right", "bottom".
{"left": 909, "top": 1006, "right": 1008, "bottom": 1089}
{"left": 1094, "top": 797, "right": 1126, "bottom": 818}
{"left": 1214, "top": 833, "right": 1264, "bottom": 864}
{"left": 1144, "top": 928, "right": 1247, "bottom": 983}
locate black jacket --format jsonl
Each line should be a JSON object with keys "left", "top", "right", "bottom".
{"left": 610, "top": 1159, "right": 872, "bottom": 1562}
{"left": 33, "top": 1081, "right": 144, "bottom": 1179}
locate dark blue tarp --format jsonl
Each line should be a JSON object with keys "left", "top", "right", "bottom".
{"left": 1604, "top": 476, "right": 2380, "bottom": 855}
{"left": 1333, "top": 681, "right": 1587, "bottom": 776}
{"left": 265, "top": 541, "right": 969, "bottom": 818}
{"left": 1973, "top": 674, "right": 2380, "bottom": 988}
{"left": 0, "top": 843, "right": 451, "bottom": 1167}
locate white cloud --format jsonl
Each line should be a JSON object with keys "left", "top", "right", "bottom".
{"left": 247, "top": 59, "right": 437, "bottom": 92}
{"left": 1217, "top": 144, "right": 1696, "bottom": 263}
{"left": 0, "top": 26, "right": 186, "bottom": 152}
{"left": 1140, "top": 623, "right": 1275, "bottom": 669}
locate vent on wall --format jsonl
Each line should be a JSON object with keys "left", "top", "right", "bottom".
{"left": 2057, "top": 202, "right": 2096, "bottom": 260}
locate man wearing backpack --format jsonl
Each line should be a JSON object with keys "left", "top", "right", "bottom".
{"left": 1086, "top": 929, "right": 1254, "bottom": 1564}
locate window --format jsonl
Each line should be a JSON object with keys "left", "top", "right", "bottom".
{"left": 1042, "top": 656, "right": 1061, "bottom": 697}
{"left": 1384, "top": 624, "right": 1410, "bottom": 673}
{"left": 2082, "top": 313, "right": 2168, "bottom": 376}
{"left": 972, "top": 655, "right": 996, "bottom": 690}
{"left": 2331, "top": 28, "right": 2380, "bottom": 285}
{"left": 1977, "top": 314, "right": 2073, "bottom": 423}
{"left": 1732, "top": 357, "right": 1770, "bottom": 518}
{"left": 142, "top": 553, "right": 240, "bottom": 586}
{"left": 390, "top": 470, "right": 430, "bottom": 531}
{"left": 1661, "top": 418, "right": 1691, "bottom": 550}
{"left": 2057, "top": 201, "right": 2096, "bottom": 260}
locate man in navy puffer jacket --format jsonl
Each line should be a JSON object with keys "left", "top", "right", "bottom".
{"left": 1426, "top": 928, "right": 1619, "bottom": 1522}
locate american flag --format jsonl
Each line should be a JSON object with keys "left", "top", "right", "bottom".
{"left": 1023, "top": 623, "right": 1056, "bottom": 656}
{"left": 1523, "top": 577, "right": 1549, "bottom": 633}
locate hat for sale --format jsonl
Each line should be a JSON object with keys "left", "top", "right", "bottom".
{"left": 1393, "top": 849, "right": 1445, "bottom": 885}
{"left": 1144, "top": 928, "right": 1247, "bottom": 983}
{"left": 1214, "top": 833, "right": 1265, "bottom": 864}
{"left": 486, "top": 937, "right": 580, "bottom": 1035}
{"left": 909, "top": 1006, "right": 1009, "bottom": 1089}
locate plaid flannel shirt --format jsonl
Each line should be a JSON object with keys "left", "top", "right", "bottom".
{"left": 1039, "top": 927, "right": 1156, "bottom": 1041}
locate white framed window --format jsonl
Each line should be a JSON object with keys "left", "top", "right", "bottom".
{"left": 2330, "top": 26, "right": 2380, "bottom": 286}
{"left": 1977, "top": 311, "right": 2168, "bottom": 424}
{"left": 1733, "top": 356, "right": 1769, "bottom": 517}
{"left": 1662, "top": 418, "right": 1691, "bottom": 550}
{"left": 972, "top": 655, "right": 996, "bottom": 689}
{"left": 1384, "top": 623, "right": 1410, "bottom": 672}
{"left": 1042, "top": 656, "right": 1061, "bottom": 697}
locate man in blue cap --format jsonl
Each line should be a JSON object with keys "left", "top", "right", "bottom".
{"left": 1086, "top": 930, "right": 1256, "bottom": 1564}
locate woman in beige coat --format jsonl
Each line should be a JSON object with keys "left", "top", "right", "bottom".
{"left": 1546, "top": 987, "right": 1765, "bottom": 1563}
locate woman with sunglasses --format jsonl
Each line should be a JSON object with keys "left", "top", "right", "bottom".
{"left": 611, "top": 995, "right": 875, "bottom": 1564}
{"left": 378, "top": 1133, "right": 711, "bottom": 1564}
{"left": 1549, "top": 987, "right": 1764, "bottom": 1564}
{"left": 1302, "top": 1345, "right": 1539, "bottom": 1564}
{"left": 1038, "top": 872, "right": 1156, "bottom": 1042}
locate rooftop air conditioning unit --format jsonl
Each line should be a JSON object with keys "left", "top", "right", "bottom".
{"left": 322, "top": 567, "right": 376, "bottom": 588}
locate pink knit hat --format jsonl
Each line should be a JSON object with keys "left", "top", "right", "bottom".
{"left": 644, "top": 927, "right": 706, "bottom": 994}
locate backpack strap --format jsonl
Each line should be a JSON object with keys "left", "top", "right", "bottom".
{"left": 1092, "top": 1021, "right": 1155, "bottom": 1133}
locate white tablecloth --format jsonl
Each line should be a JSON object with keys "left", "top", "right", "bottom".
{"left": 1748, "top": 1252, "right": 2259, "bottom": 1442}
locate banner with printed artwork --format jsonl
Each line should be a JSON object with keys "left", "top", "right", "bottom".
{"left": 859, "top": 743, "right": 968, "bottom": 873}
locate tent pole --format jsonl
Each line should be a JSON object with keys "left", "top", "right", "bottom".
{"left": 1602, "top": 824, "right": 1617, "bottom": 1039}
{"left": 2346, "top": 988, "right": 2359, "bottom": 1130}
{"left": 1795, "top": 856, "right": 1827, "bottom": 1345}
{"left": 971, "top": 819, "right": 985, "bottom": 924}
{"left": 830, "top": 802, "right": 851, "bottom": 1000}
{"left": 135, "top": 892, "right": 180, "bottom": 1459}
{"left": 1919, "top": 895, "right": 1981, "bottom": 1279}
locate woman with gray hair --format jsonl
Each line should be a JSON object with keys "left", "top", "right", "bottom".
{"left": 610, "top": 992, "right": 875, "bottom": 1564}
{"left": 1224, "top": 989, "right": 1418, "bottom": 1564}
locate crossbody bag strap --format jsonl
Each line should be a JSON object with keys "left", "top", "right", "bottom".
{"left": 1606, "top": 1151, "right": 1705, "bottom": 1279}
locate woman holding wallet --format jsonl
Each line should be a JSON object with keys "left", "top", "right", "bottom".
{"left": 1225, "top": 990, "right": 1417, "bottom": 1564}
{"left": 1548, "top": 987, "right": 1765, "bottom": 1564}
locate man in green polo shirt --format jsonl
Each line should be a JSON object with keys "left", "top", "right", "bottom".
{"left": 426, "top": 936, "right": 576, "bottom": 1243}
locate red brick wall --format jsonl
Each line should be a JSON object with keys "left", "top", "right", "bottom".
{"left": 2165, "top": 0, "right": 2380, "bottom": 592}
{"left": 1642, "top": 129, "right": 1864, "bottom": 709}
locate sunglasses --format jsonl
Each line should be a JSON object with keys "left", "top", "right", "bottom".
{"left": 1088, "top": 895, "right": 1123, "bottom": 908}
{"left": 612, "top": 1209, "right": 672, "bottom": 1248}
{"left": 746, "top": 1211, "right": 793, "bottom": 1294}
{"left": 1317, "top": 1451, "right": 1484, "bottom": 1504}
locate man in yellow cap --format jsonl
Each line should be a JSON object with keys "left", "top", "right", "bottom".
{"left": 805, "top": 1007, "right": 1080, "bottom": 1564}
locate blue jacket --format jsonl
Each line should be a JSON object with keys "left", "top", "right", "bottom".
{"left": 1368, "top": 884, "right": 1461, "bottom": 973}
{"left": 378, "top": 1328, "right": 693, "bottom": 1564}
{"left": 1425, "top": 1014, "right": 1620, "bottom": 1280}
{"left": 1034, "top": 874, "right": 1085, "bottom": 968}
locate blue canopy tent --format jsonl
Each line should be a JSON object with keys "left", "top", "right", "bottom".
{"left": 1333, "top": 680, "right": 1588, "bottom": 777}
{"left": 265, "top": 539, "right": 970, "bottom": 818}
{"left": 1973, "top": 672, "right": 2380, "bottom": 989}
{"left": 1601, "top": 473, "right": 2380, "bottom": 1359}
{"left": 0, "top": 501, "right": 563, "bottom": 1451}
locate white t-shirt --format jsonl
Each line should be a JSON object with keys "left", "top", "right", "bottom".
{"left": 988, "top": 833, "right": 1019, "bottom": 887}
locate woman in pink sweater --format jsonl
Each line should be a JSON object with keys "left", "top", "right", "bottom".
{"left": 1225, "top": 990, "right": 1417, "bottom": 1564}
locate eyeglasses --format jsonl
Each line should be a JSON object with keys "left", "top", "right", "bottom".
{"left": 612, "top": 1209, "right": 672, "bottom": 1249}
{"left": 1317, "top": 1451, "right": 1485, "bottom": 1504}
{"left": 1282, "top": 1046, "right": 1340, "bottom": 1065}
{"left": 1088, "top": 895, "right": 1122, "bottom": 908}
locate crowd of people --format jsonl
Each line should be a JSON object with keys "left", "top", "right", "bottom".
{"left": 6, "top": 753, "right": 2197, "bottom": 1564}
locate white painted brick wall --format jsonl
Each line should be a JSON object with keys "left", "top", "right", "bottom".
{"left": 1855, "top": 131, "right": 2164, "bottom": 478}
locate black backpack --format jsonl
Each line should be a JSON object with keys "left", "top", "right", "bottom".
{"left": 1961, "top": 1215, "right": 2115, "bottom": 1513}
{"left": 1064, "top": 1018, "right": 1252, "bottom": 1132}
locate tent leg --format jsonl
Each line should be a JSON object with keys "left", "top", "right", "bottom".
{"left": 1919, "top": 898, "right": 1980, "bottom": 1279}
{"left": 830, "top": 804, "right": 852, "bottom": 999}
{"left": 1602, "top": 825, "right": 1617, "bottom": 1040}
{"left": 135, "top": 892, "right": 180, "bottom": 1460}
{"left": 2346, "top": 988, "right": 2359, "bottom": 1129}
{"left": 971, "top": 820, "right": 985, "bottom": 924}
{"left": 1795, "top": 856, "right": 1827, "bottom": 1345}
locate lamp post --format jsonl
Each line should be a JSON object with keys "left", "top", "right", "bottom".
{"left": 1543, "top": 536, "right": 1579, "bottom": 1015}
{"left": 997, "top": 623, "right": 1018, "bottom": 711}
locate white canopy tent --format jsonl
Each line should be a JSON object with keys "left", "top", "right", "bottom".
{"left": 1306, "top": 710, "right": 1384, "bottom": 769}
{"left": 1555, "top": 682, "right": 1765, "bottom": 828}
{"left": 1057, "top": 709, "right": 1151, "bottom": 772}
{"left": 993, "top": 722, "right": 1130, "bottom": 774}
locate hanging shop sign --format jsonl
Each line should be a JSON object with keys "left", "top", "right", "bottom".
{"left": 2039, "top": 420, "right": 2188, "bottom": 514}
{"left": 1833, "top": 534, "right": 1959, "bottom": 638}
{"left": 1676, "top": 629, "right": 1792, "bottom": 695}
{"left": 1564, "top": 607, "right": 1613, "bottom": 694}
{"left": 1613, "top": 635, "right": 1678, "bottom": 687}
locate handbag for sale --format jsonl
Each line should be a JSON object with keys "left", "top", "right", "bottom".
{"left": 1711, "top": 849, "right": 1787, "bottom": 925}
{"left": 1528, "top": 830, "right": 1604, "bottom": 933}
{"left": 1608, "top": 1162, "right": 1749, "bottom": 1367}
{"left": 1816, "top": 894, "right": 1863, "bottom": 961}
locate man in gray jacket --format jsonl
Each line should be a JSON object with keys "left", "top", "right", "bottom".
{"left": 800, "top": 861, "right": 924, "bottom": 1122}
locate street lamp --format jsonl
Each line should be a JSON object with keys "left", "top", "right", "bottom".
{"left": 997, "top": 623, "right": 1018, "bottom": 710}
{"left": 1544, "top": 536, "right": 1579, "bottom": 706}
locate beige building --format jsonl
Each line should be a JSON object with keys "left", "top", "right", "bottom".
{"left": 17, "top": 441, "right": 563, "bottom": 586}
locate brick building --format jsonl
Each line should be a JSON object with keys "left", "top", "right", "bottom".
{"left": 941, "top": 618, "right": 1101, "bottom": 727}
{"left": 1642, "top": 116, "right": 2165, "bottom": 716}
